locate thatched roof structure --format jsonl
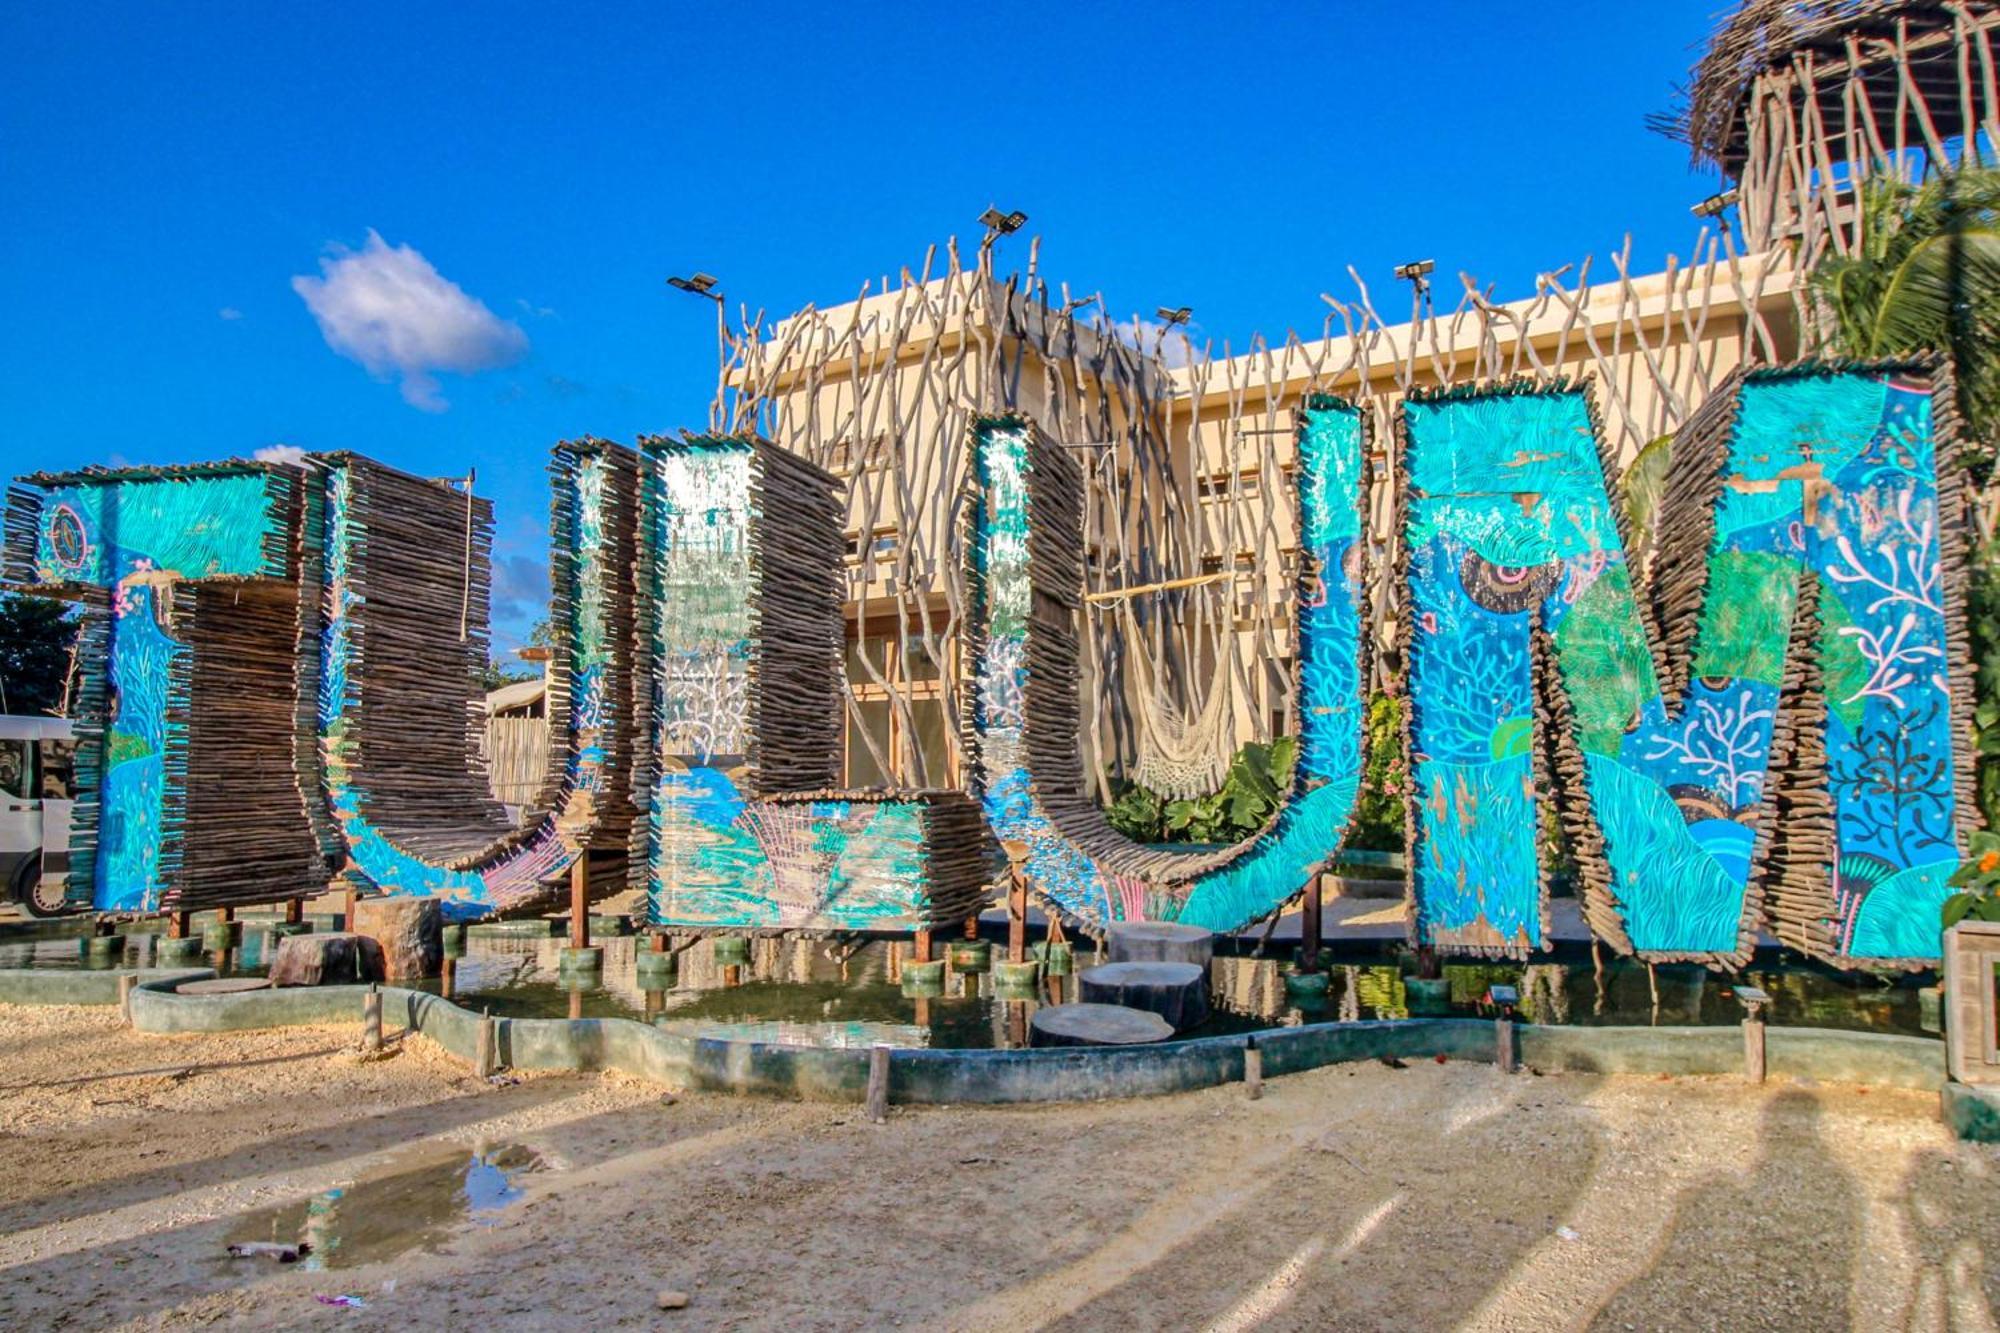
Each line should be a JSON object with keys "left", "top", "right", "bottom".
{"left": 1660, "top": 1, "right": 1971, "bottom": 173}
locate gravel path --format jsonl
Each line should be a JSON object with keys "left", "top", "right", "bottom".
{"left": 0, "top": 1005, "right": 1994, "bottom": 1331}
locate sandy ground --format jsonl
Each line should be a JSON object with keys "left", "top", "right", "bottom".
{"left": 0, "top": 1006, "right": 1996, "bottom": 1332}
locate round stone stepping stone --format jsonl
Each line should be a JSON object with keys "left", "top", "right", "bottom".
{"left": 174, "top": 977, "right": 273, "bottom": 995}
{"left": 1078, "top": 960, "right": 1210, "bottom": 1031}
{"left": 1030, "top": 1002, "right": 1173, "bottom": 1047}
{"left": 1106, "top": 922, "right": 1214, "bottom": 968}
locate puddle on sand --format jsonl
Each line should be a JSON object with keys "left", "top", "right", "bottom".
{"left": 227, "top": 1143, "right": 543, "bottom": 1271}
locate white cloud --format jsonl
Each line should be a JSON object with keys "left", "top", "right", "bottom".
{"left": 218, "top": 306, "right": 244, "bottom": 321}
{"left": 253, "top": 444, "right": 308, "bottom": 466}
{"left": 292, "top": 230, "right": 528, "bottom": 412}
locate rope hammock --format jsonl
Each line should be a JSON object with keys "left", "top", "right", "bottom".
{"left": 1119, "top": 591, "right": 1236, "bottom": 800}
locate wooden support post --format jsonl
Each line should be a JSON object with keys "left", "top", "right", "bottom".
{"left": 1301, "top": 876, "right": 1323, "bottom": 973}
{"left": 569, "top": 857, "right": 589, "bottom": 950}
{"left": 1743, "top": 1015, "right": 1766, "bottom": 1084}
{"left": 651, "top": 931, "right": 668, "bottom": 953}
{"left": 475, "top": 1007, "right": 496, "bottom": 1078}
{"left": 219, "top": 906, "right": 235, "bottom": 924}
{"left": 169, "top": 911, "right": 191, "bottom": 940}
{"left": 568, "top": 987, "right": 584, "bottom": 1021}
{"left": 441, "top": 956, "right": 456, "bottom": 999}
{"left": 963, "top": 913, "right": 980, "bottom": 941}
{"left": 285, "top": 898, "right": 303, "bottom": 925}
{"left": 117, "top": 973, "right": 136, "bottom": 1023}
{"left": 865, "top": 1044, "right": 891, "bottom": 1124}
{"left": 723, "top": 965, "right": 741, "bottom": 988}
{"left": 914, "top": 928, "right": 933, "bottom": 964}
{"left": 342, "top": 886, "right": 357, "bottom": 933}
{"left": 1244, "top": 1037, "right": 1263, "bottom": 1100}
{"left": 1495, "top": 1017, "right": 1516, "bottom": 1074}
{"left": 362, "top": 983, "right": 382, "bottom": 1055}
{"left": 1008, "top": 869, "right": 1028, "bottom": 965}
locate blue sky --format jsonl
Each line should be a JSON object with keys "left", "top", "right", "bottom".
{"left": 2, "top": 1, "right": 1723, "bottom": 652}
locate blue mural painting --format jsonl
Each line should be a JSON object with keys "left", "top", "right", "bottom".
{"left": 23, "top": 470, "right": 290, "bottom": 910}
{"left": 1399, "top": 369, "right": 1968, "bottom": 964}
{"left": 968, "top": 403, "right": 1369, "bottom": 932}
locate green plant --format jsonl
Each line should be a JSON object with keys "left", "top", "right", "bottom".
{"left": 1809, "top": 168, "right": 2000, "bottom": 475}
{"left": 1351, "top": 693, "right": 1406, "bottom": 852}
{"left": 1102, "top": 696, "right": 1414, "bottom": 854}
{"left": 1971, "top": 538, "right": 2000, "bottom": 831}
{"left": 1945, "top": 831, "right": 2000, "bottom": 926}
{"left": 1103, "top": 781, "right": 1167, "bottom": 842}
{"left": 1103, "top": 736, "right": 1296, "bottom": 845}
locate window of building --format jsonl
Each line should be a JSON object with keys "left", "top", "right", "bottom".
{"left": 844, "top": 614, "right": 956, "bottom": 787}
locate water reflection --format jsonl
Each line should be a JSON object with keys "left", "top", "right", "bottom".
{"left": 226, "top": 1143, "right": 539, "bottom": 1271}
{"left": 0, "top": 922, "right": 1942, "bottom": 1050}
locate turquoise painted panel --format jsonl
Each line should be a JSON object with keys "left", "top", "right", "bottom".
{"left": 28, "top": 470, "right": 286, "bottom": 911}
{"left": 1401, "top": 372, "right": 1964, "bottom": 962}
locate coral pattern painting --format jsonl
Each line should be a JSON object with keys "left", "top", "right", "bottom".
{"left": 1399, "top": 368, "right": 1968, "bottom": 965}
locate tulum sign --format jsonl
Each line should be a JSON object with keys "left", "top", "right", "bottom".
{"left": 3, "top": 361, "right": 1976, "bottom": 968}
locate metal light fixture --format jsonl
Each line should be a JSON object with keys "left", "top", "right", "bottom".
{"left": 978, "top": 206, "right": 1028, "bottom": 257}
{"left": 979, "top": 206, "right": 1028, "bottom": 235}
{"left": 1732, "top": 983, "right": 1771, "bottom": 1017}
{"left": 1155, "top": 305, "right": 1193, "bottom": 327}
{"left": 667, "top": 272, "right": 724, "bottom": 303}
{"left": 1691, "top": 188, "right": 1741, "bottom": 220}
{"left": 1392, "top": 258, "right": 1436, "bottom": 286}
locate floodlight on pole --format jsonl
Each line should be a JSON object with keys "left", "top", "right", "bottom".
{"left": 1692, "top": 188, "right": 1740, "bottom": 219}
{"left": 667, "top": 272, "right": 724, "bottom": 304}
{"left": 1392, "top": 259, "right": 1435, "bottom": 291}
{"left": 1692, "top": 188, "right": 1741, "bottom": 232}
{"left": 1155, "top": 306, "right": 1193, "bottom": 328}
{"left": 978, "top": 206, "right": 1028, "bottom": 255}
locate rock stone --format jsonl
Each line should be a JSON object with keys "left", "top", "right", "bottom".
{"left": 1106, "top": 921, "right": 1215, "bottom": 968}
{"left": 267, "top": 932, "right": 384, "bottom": 987}
{"left": 656, "top": 1290, "right": 690, "bottom": 1310}
{"left": 1078, "top": 960, "right": 1211, "bottom": 1031}
{"left": 1030, "top": 1002, "right": 1174, "bottom": 1047}
{"left": 351, "top": 897, "right": 443, "bottom": 980}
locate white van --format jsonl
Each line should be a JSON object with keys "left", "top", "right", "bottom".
{"left": 0, "top": 717, "right": 76, "bottom": 917}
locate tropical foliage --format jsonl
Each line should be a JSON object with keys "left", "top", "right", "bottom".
{"left": 0, "top": 594, "right": 76, "bottom": 716}
{"left": 1809, "top": 168, "right": 2000, "bottom": 474}
{"left": 1105, "top": 736, "right": 1297, "bottom": 845}
{"left": 1945, "top": 830, "right": 2000, "bottom": 926}
{"left": 1350, "top": 693, "right": 1407, "bottom": 851}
